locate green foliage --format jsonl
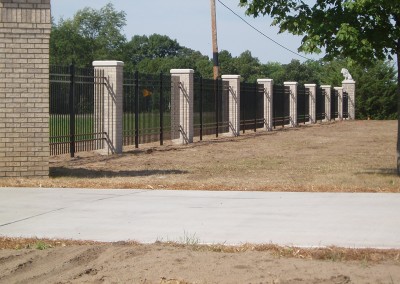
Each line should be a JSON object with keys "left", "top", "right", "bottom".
{"left": 26, "top": 241, "right": 52, "bottom": 250}
{"left": 239, "top": 0, "right": 400, "bottom": 64}
{"left": 320, "top": 58, "right": 397, "bottom": 119}
{"left": 50, "top": 3, "right": 127, "bottom": 66}
{"left": 49, "top": 3, "right": 398, "bottom": 119}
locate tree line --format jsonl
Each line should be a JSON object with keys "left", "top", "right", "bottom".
{"left": 50, "top": 3, "right": 397, "bottom": 120}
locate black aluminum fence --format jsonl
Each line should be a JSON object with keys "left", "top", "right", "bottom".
{"left": 316, "top": 87, "right": 326, "bottom": 121}
{"left": 240, "top": 82, "right": 264, "bottom": 132}
{"left": 273, "top": 85, "right": 290, "bottom": 128}
{"left": 297, "top": 85, "right": 310, "bottom": 124}
{"left": 193, "top": 77, "right": 229, "bottom": 139}
{"left": 331, "top": 88, "right": 339, "bottom": 120}
{"left": 343, "top": 92, "right": 349, "bottom": 119}
{"left": 49, "top": 65, "right": 105, "bottom": 157}
{"left": 123, "top": 71, "right": 172, "bottom": 147}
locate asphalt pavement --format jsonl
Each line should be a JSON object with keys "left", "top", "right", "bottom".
{"left": 0, "top": 187, "right": 399, "bottom": 248}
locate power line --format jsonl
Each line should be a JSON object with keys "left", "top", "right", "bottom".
{"left": 216, "top": 0, "right": 312, "bottom": 61}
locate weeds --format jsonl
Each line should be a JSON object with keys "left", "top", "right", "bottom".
{"left": 179, "top": 231, "right": 199, "bottom": 246}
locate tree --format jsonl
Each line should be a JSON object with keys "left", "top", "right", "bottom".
{"left": 281, "top": 59, "right": 322, "bottom": 85}
{"left": 50, "top": 3, "right": 126, "bottom": 66}
{"left": 319, "top": 58, "right": 397, "bottom": 119}
{"left": 239, "top": 0, "right": 400, "bottom": 173}
{"left": 123, "top": 34, "right": 183, "bottom": 67}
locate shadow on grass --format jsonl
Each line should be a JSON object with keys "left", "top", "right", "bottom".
{"left": 359, "top": 168, "right": 398, "bottom": 176}
{"left": 50, "top": 167, "right": 189, "bottom": 178}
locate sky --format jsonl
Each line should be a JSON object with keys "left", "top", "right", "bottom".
{"left": 51, "top": 0, "right": 324, "bottom": 64}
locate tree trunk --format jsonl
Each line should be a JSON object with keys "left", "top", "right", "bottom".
{"left": 397, "top": 50, "right": 400, "bottom": 175}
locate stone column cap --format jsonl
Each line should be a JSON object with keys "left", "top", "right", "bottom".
{"left": 334, "top": 87, "right": 343, "bottom": 90}
{"left": 170, "top": 69, "right": 194, "bottom": 74}
{"left": 320, "top": 85, "right": 331, "bottom": 88}
{"left": 342, "top": 79, "right": 356, "bottom": 84}
{"left": 93, "top": 61, "right": 124, "bottom": 67}
{"left": 284, "top": 81, "right": 298, "bottom": 86}
{"left": 222, "top": 75, "right": 241, "bottom": 79}
{"left": 257, "top": 78, "right": 273, "bottom": 83}
{"left": 304, "top": 83, "right": 317, "bottom": 87}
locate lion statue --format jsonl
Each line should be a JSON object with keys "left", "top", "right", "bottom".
{"left": 341, "top": 68, "right": 353, "bottom": 80}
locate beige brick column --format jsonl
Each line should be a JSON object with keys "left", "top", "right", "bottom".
{"left": 342, "top": 80, "right": 356, "bottom": 120}
{"left": 170, "top": 69, "right": 194, "bottom": 144}
{"left": 257, "top": 79, "right": 273, "bottom": 131}
{"left": 321, "top": 85, "right": 331, "bottom": 121}
{"left": 93, "top": 61, "right": 124, "bottom": 154}
{"left": 222, "top": 75, "right": 241, "bottom": 136}
{"left": 334, "top": 87, "right": 344, "bottom": 120}
{"left": 0, "top": 0, "right": 51, "bottom": 177}
{"left": 305, "top": 84, "right": 317, "bottom": 124}
{"left": 284, "top": 82, "right": 298, "bottom": 127}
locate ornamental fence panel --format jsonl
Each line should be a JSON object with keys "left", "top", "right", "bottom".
{"left": 49, "top": 65, "right": 105, "bottom": 157}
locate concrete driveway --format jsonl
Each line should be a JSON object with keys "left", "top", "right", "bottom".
{"left": 0, "top": 187, "right": 399, "bottom": 248}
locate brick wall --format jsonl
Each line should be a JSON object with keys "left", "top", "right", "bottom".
{"left": 0, "top": 0, "right": 51, "bottom": 177}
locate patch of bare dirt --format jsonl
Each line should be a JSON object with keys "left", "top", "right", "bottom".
{"left": 0, "top": 239, "right": 399, "bottom": 284}
{"left": 1, "top": 120, "right": 399, "bottom": 192}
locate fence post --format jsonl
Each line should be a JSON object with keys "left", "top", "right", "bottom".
{"left": 284, "top": 82, "right": 298, "bottom": 127}
{"left": 170, "top": 69, "right": 194, "bottom": 144}
{"left": 342, "top": 80, "right": 356, "bottom": 120}
{"left": 93, "top": 61, "right": 124, "bottom": 154}
{"left": 334, "top": 87, "right": 344, "bottom": 120}
{"left": 321, "top": 85, "right": 331, "bottom": 121}
{"left": 257, "top": 79, "right": 273, "bottom": 131}
{"left": 304, "top": 84, "right": 317, "bottom": 124}
{"left": 221, "top": 75, "right": 241, "bottom": 136}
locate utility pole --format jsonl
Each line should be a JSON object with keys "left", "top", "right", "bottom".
{"left": 210, "top": 0, "right": 219, "bottom": 80}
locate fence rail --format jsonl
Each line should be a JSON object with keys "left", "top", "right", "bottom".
{"left": 316, "top": 87, "right": 326, "bottom": 121}
{"left": 331, "top": 88, "right": 339, "bottom": 120}
{"left": 240, "top": 82, "right": 264, "bottom": 132}
{"left": 123, "top": 71, "right": 172, "bottom": 148}
{"left": 49, "top": 65, "right": 353, "bottom": 156}
{"left": 194, "top": 77, "right": 229, "bottom": 139}
{"left": 273, "top": 85, "right": 290, "bottom": 128}
{"left": 343, "top": 92, "right": 349, "bottom": 119}
{"left": 49, "top": 65, "right": 106, "bottom": 157}
{"left": 297, "top": 85, "right": 310, "bottom": 124}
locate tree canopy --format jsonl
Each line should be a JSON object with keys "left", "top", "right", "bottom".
{"left": 50, "top": 3, "right": 127, "bottom": 66}
{"left": 49, "top": 3, "right": 397, "bottom": 120}
{"left": 239, "top": 0, "right": 400, "bottom": 64}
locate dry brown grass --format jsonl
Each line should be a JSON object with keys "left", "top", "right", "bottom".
{"left": 1, "top": 120, "right": 399, "bottom": 192}
{"left": 1, "top": 237, "right": 399, "bottom": 264}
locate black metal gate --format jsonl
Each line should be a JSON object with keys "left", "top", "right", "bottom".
{"left": 193, "top": 77, "right": 229, "bottom": 139}
{"left": 297, "top": 85, "right": 310, "bottom": 124}
{"left": 240, "top": 82, "right": 264, "bottom": 132}
{"left": 123, "top": 71, "right": 172, "bottom": 147}
{"left": 273, "top": 85, "right": 290, "bottom": 128}
{"left": 331, "top": 88, "right": 339, "bottom": 120}
{"left": 343, "top": 92, "right": 349, "bottom": 119}
{"left": 316, "top": 87, "right": 326, "bottom": 121}
{"left": 49, "top": 65, "right": 106, "bottom": 157}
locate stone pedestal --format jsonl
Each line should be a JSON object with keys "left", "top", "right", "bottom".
{"left": 342, "top": 80, "right": 356, "bottom": 120}
{"left": 93, "top": 61, "right": 124, "bottom": 154}
{"left": 305, "top": 84, "right": 317, "bottom": 124}
{"left": 321, "top": 85, "right": 332, "bottom": 121}
{"left": 258, "top": 79, "right": 273, "bottom": 131}
{"left": 170, "top": 69, "right": 194, "bottom": 144}
{"left": 284, "top": 82, "right": 298, "bottom": 127}
{"left": 334, "top": 87, "right": 344, "bottom": 120}
{"left": 222, "top": 75, "right": 241, "bottom": 136}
